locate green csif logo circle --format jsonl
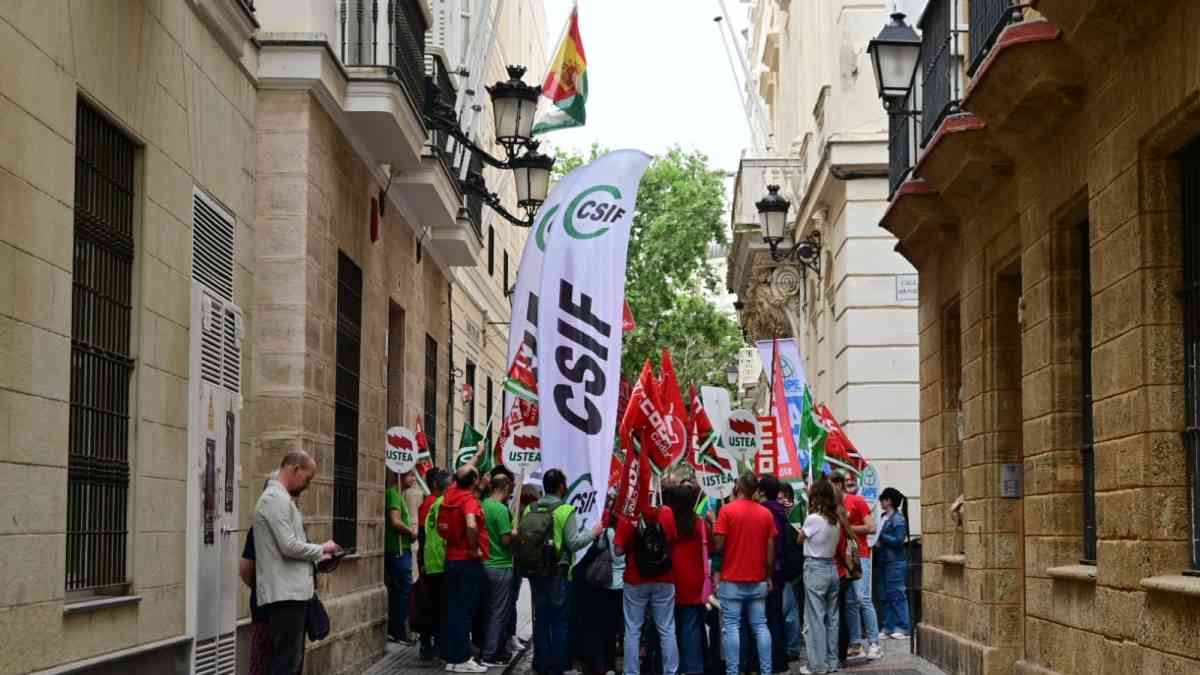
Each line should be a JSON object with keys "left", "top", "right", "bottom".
{"left": 535, "top": 185, "right": 626, "bottom": 251}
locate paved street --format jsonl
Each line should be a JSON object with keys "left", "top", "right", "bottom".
{"left": 364, "top": 581, "right": 944, "bottom": 675}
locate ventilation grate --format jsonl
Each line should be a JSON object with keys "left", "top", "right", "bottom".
{"left": 194, "top": 632, "right": 237, "bottom": 675}
{"left": 200, "top": 294, "right": 223, "bottom": 387}
{"left": 192, "top": 190, "right": 235, "bottom": 303}
{"left": 222, "top": 306, "right": 242, "bottom": 395}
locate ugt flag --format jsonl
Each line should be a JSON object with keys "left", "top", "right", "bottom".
{"left": 757, "top": 339, "right": 808, "bottom": 482}
{"left": 537, "top": 149, "right": 653, "bottom": 528}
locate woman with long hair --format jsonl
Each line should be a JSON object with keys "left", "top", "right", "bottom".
{"left": 797, "top": 480, "right": 841, "bottom": 675}
{"left": 663, "top": 481, "right": 710, "bottom": 675}
{"left": 875, "top": 487, "right": 911, "bottom": 639}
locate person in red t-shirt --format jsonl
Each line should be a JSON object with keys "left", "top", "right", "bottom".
{"left": 439, "top": 465, "right": 490, "bottom": 672}
{"left": 663, "top": 482, "right": 710, "bottom": 675}
{"left": 615, "top": 501, "right": 679, "bottom": 675}
{"left": 833, "top": 472, "right": 882, "bottom": 659}
{"left": 713, "top": 473, "right": 777, "bottom": 675}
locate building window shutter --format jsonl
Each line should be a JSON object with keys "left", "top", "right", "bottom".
{"left": 334, "top": 252, "right": 363, "bottom": 550}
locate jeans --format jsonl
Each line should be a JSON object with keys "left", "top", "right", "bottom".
{"left": 676, "top": 604, "right": 705, "bottom": 674}
{"left": 718, "top": 581, "right": 770, "bottom": 675}
{"left": 444, "top": 559, "right": 486, "bottom": 664}
{"left": 484, "top": 567, "right": 516, "bottom": 661}
{"left": 802, "top": 560, "right": 839, "bottom": 674}
{"left": 264, "top": 600, "right": 307, "bottom": 675}
{"left": 845, "top": 556, "right": 880, "bottom": 645}
{"left": 766, "top": 583, "right": 788, "bottom": 668}
{"left": 624, "top": 582, "right": 679, "bottom": 675}
{"left": 532, "top": 575, "right": 571, "bottom": 675}
{"left": 385, "top": 552, "right": 413, "bottom": 638}
{"left": 782, "top": 583, "right": 802, "bottom": 656}
{"left": 879, "top": 560, "right": 911, "bottom": 633}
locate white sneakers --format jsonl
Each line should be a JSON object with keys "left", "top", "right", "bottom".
{"left": 445, "top": 659, "right": 488, "bottom": 673}
{"left": 891, "top": 631, "right": 908, "bottom": 640}
{"left": 866, "top": 643, "right": 884, "bottom": 660}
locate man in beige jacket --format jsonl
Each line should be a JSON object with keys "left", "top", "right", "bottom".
{"left": 254, "top": 450, "right": 341, "bottom": 675}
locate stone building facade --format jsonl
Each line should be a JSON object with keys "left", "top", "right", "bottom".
{"left": 727, "top": 0, "right": 922, "bottom": 525}
{"left": 0, "top": 0, "right": 544, "bottom": 673}
{"left": 446, "top": 1, "right": 546, "bottom": 460}
{"left": 0, "top": 1, "right": 259, "bottom": 673}
{"left": 881, "top": 0, "right": 1200, "bottom": 673}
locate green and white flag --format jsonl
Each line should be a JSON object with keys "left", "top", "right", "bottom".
{"left": 798, "top": 387, "right": 828, "bottom": 484}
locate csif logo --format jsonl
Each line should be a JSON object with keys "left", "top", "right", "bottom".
{"left": 535, "top": 184, "right": 627, "bottom": 251}
{"left": 567, "top": 473, "right": 597, "bottom": 518}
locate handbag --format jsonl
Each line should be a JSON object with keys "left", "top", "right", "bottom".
{"left": 306, "top": 593, "right": 331, "bottom": 641}
{"left": 838, "top": 514, "right": 863, "bottom": 581}
{"left": 580, "top": 531, "right": 615, "bottom": 588}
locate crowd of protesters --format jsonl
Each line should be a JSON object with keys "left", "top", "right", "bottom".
{"left": 240, "top": 449, "right": 912, "bottom": 675}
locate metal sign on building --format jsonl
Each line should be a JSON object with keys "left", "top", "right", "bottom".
{"left": 895, "top": 273, "right": 919, "bottom": 302}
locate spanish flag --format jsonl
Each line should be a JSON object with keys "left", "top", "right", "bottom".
{"left": 533, "top": 2, "right": 587, "bottom": 135}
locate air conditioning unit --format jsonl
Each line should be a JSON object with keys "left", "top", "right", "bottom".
{"left": 186, "top": 190, "right": 242, "bottom": 675}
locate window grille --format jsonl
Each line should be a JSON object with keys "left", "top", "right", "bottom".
{"left": 465, "top": 360, "right": 476, "bottom": 427}
{"left": 488, "top": 226, "right": 495, "bottom": 276}
{"left": 334, "top": 252, "right": 362, "bottom": 550}
{"left": 1179, "top": 141, "right": 1200, "bottom": 570}
{"left": 1079, "top": 220, "right": 1097, "bottom": 565}
{"left": 67, "top": 101, "right": 136, "bottom": 594}
{"left": 486, "top": 376, "right": 494, "bottom": 451}
{"left": 424, "top": 334, "right": 439, "bottom": 460}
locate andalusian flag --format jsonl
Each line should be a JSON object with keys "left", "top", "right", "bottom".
{"left": 799, "top": 387, "right": 829, "bottom": 483}
{"left": 533, "top": 2, "right": 587, "bottom": 135}
{"left": 454, "top": 422, "right": 486, "bottom": 470}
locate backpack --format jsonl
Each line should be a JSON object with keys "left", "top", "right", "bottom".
{"left": 779, "top": 518, "right": 805, "bottom": 581}
{"left": 635, "top": 516, "right": 673, "bottom": 578}
{"left": 578, "top": 532, "right": 615, "bottom": 588}
{"left": 436, "top": 494, "right": 468, "bottom": 550}
{"left": 514, "top": 503, "right": 562, "bottom": 577}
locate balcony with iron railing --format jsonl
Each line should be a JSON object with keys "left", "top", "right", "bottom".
{"left": 340, "top": 0, "right": 429, "bottom": 115}
{"left": 917, "top": 0, "right": 962, "bottom": 148}
{"left": 966, "top": 0, "right": 1024, "bottom": 76}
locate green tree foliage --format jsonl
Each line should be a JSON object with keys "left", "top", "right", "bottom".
{"left": 552, "top": 145, "right": 745, "bottom": 390}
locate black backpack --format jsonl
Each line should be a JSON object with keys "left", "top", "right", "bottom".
{"left": 514, "top": 503, "right": 562, "bottom": 577}
{"left": 635, "top": 516, "right": 673, "bottom": 578}
{"left": 780, "top": 518, "right": 805, "bottom": 581}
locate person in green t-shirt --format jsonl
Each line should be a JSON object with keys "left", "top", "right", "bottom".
{"left": 480, "top": 474, "right": 518, "bottom": 666}
{"left": 385, "top": 469, "right": 417, "bottom": 643}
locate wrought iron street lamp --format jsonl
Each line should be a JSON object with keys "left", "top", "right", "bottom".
{"left": 425, "top": 65, "right": 556, "bottom": 227}
{"left": 725, "top": 362, "right": 739, "bottom": 386}
{"left": 756, "top": 184, "right": 822, "bottom": 279}
{"left": 867, "top": 12, "right": 922, "bottom": 108}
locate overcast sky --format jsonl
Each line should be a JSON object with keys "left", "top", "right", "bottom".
{"left": 538, "top": 0, "right": 753, "bottom": 176}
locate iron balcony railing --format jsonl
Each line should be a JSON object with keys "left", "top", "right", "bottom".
{"left": 465, "top": 151, "right": 484, "bottom": 239}
{"left": 918, "top": 0, "right": 962, "bottom": 147}
{"left": 967, "top": 0, "right": 1024, "bottom": 76}
{"left": 425, "top": 52, "right": 459, "bottom": 176}
{"left": 888, "top": 91, "right": 921, "bottom": 198}
{"left": 340, "top": 0, "right": 428, "bottom": 114}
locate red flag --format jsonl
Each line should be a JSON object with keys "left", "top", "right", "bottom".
{"left": 816, "top": 403, "right": 867, "bottom": 473}
{"left": 612, "top": 437, "right": 652, "bottom": 526}
{"left": 626, "top": 361, "right": 685, "bottom": 472}
{"left": 657, "top": 349, "right": 688, "bottom": 427}
{"left": 623, "top": 299, "right": 636, "bottom": 333}
{"left": 494, "top": 397, "right": 539, "bottom": 462}
{"left": 504, "top": 342, "right": 538, "bottom": 402}
{"left": 688, "top": 385, "right": 730, "bottom": 474}
{"left": 415, "top": 415, "right": 429, "bottom": 453}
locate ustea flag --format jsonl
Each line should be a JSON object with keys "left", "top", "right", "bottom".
{"left": 533, "top": 2, "right": 587, "bottom": 135}
{"left": 537, "top": 149, "right": 652, "bottom": 528}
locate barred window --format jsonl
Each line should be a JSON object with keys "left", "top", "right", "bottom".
{"left": 488, "top": 226, "right": 495, "bottom": 276}
{"left": 1079, "top": 219, "right": 1097, "bottom": 565}
{"left": 1179, "top": 141, "right": 1200, "bottom": 570}
{"left": 465, "top": 360, "right": 476, "bottom": 427}
{"left": 486, "top": 376, "right": 494, "bottom": 451}
{"left": 424, "top": 334, "right": 439, "bottom": 461}
{"left": 67, "top": 101, "right": 137, "bottom": 595}
{"left": 334, "top": 252, "right": 362, "bottom": 550}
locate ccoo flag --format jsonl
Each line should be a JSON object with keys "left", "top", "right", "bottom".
{"left": 537, "top": 149, "right": 653, "bottom": 529}
{"left": 533, "top": 2, "right": 587, "bottom": 135}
